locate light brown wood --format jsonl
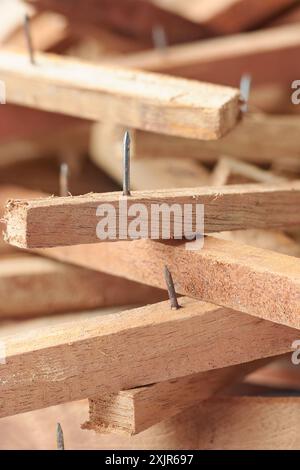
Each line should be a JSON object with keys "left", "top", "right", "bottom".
{"left": 26, "top": 0, "right": 205, "bottom": 44}
{"left": 90, "top": 123, "right": 210, "bottom": 190}
{"left": 0, "top": 297, "right": 297, "bottom": 418}
{"left": 210, "top": 157, "right": 287, "bottom": 186}
{"left": 110, "top": 23, "right": 300, "bottom": 87}
{"left": 0, "top": 253, "right": 165, "bottom": 319}
{"left": 114, "top": 114, "right": 300, "bottom": 164}
{"left": 0, "top": 399, "right": 202, "bottom": 450}
{"left": 5, "top": 182, "right": 300, "bottom": 248}
{"left": 196, "top": 397, "right": 300, "bottom": 450}
{"left": 83, "top": 359, "right": 268, "bottom": 436}
{"left": 0, "top": 50, "right": 240, "bottom": 140}
{"left": 149, "top": 0, "right": 297, "bottom": 33}
{"left": 34, "top": 236, "right": 300, "bottom": 329}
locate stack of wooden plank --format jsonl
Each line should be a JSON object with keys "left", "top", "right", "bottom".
{"left": 0, "top": 0, "right": 300, "bottom": 450}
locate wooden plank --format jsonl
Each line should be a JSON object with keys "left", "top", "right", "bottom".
{"left": 148, "top": 0, "right": 297, "bottom": 34}
{"left": 210, "top": 156, "right": 287, "bottom": 185}
{"left": 0, "top": 399, "right": 203, "bottom": 450}
{"left": 0, "top": 254, "right": 166, "bottom": 319}
{"left": 0, "top": 50, "right": 240, "bottom": 141}
{"left": 5, "top": 182, "right": 300, "bottom": 248}
{"left": 83, "top": 359, "right": 269, "bottom": 435}
{"left": 26, "top": 0, "right": 205, "bottom": 44}
{"left": 195, "top": 397, "right": 300, "bottom": 450}
{"left": 110, "top": 23, "right": 300, "bottom": 86}
{"left": 112, "top": 114, "right": 300, "bottom": 164}
{"left": 0, "top": 297, "right": 297, "bottom": 418}
{"left": 34, "top": 236, "right": 300, "bottom": 329}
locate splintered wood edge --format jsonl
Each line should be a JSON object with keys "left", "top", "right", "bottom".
{"left": 4, "top": 199, "right": 29, "bottom": 248}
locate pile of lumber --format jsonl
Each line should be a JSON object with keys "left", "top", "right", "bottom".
{"left": 0, "top": 0, "right": 300, "bottom": 451}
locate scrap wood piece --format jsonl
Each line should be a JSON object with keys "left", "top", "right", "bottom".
{"left": 210, "top": 156, "right": 287, "bottom": 186}
{"left": 0, "top": 254, "right": 165, "bottom": 319}
{"left": 110, "top": 23, "right": 300, "bottom": 86}
{"left": 5, "top": 182, "right": 300, "bottom": 248}
{"left": 26, "top": 0, "right": 205, "bottom": 44}
{"left": 117, "top": 114, "right": 300, "bottom": 164}
{"left": 90, "top": 123, "right": 210, "bottom": 190}
{"left": 0, "top": 296, "right": 297, "bottom": 418}
{"left": 35, "top": 236, "right": 300, "bottom": 329}
{"left": 0, "top": 50, "right": 240, "bottom": 141}
{"left": 83, "top": 358, "right": 269, "bottom": 436}
{"left": 148, "top": 0, "right": 297, "bottom": 34}
{"left": 195, "top": 397, "right": 300, "bottom": 450}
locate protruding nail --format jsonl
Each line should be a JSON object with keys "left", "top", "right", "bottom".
{"left": 60, "top": 163, "right": 69, "bottom": 197}
{"left": 24, "top": 14, "right": 35, "bottom": 65}
{"left": 240, "top": 74, "right": 252, "bottom": 113}
{"left": 152, "top": 24, "right": 168, "bottom": 51}
{"left": 56, "top": 423, "right": 64, "bottom": 450}
{"left": 123, "top": 131, "right": 131, "bottom": 196}
{"left": 164, "top": 266, "right": 181, "bottom": 310}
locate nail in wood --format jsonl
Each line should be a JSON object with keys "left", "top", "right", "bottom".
{"left": 164, "top": 266, "right": 181, "bottom": 310}
{"left": 60, "top": 163, "right": 69, "bottom": 197}
{"left": 24, "top": 14, "right": 35, "bottom": 65}
{"left": 56, "top": 423, "right": 65, "bottom": 450}
{"left": 123, "top": 131, "right": 131, "bottom": 196}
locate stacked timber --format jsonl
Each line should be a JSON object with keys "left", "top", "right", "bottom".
{"left": 0, "top": 0, "right": 300, "bottom": 451}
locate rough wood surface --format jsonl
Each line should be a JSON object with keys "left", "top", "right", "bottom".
{"left": 115, "top": 114, "right": 300, "bottom": 164}
{"left": 196, "top": 397, "right": 300, "bottom": 450}
{"left": 5, "top": 182, "right": 300, "bottom": 248}
{"left": 149, "top": 0, "right": 297, "bottom": 33}
{"left": 0, "top": 50, "right": 240, "bottom": 140}
{"left": 34, "top": 236, "right": 300, "bottom": 329}
{"left": 0, "top": 297, "right": 297, "bottom": 418}
{"left": 110, "top": 23, "right": 300, "bottom": 86}
{"left": 83, "top": 359, "right": 268, "bottom": 435}
{"left": 26, "top": 0, "right": 205, "bottom": 44}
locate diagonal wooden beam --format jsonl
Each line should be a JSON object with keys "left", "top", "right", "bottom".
{"left": 4, "top": 182, "right": 300, "bottom": 248}
{"left": 0, "top": 50, "right": 240, "bottom": 140}
{"left": 109, "top": 23, "right": 300, "bottom": 86}
{"left": 0, "top": 297, "right": 297, "bottom": 418}
{"left": 147, "top": 0, "right": 297, "bottom": 34}
{"left": 34, "top": 236, "right": 300, "bottom": 329}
